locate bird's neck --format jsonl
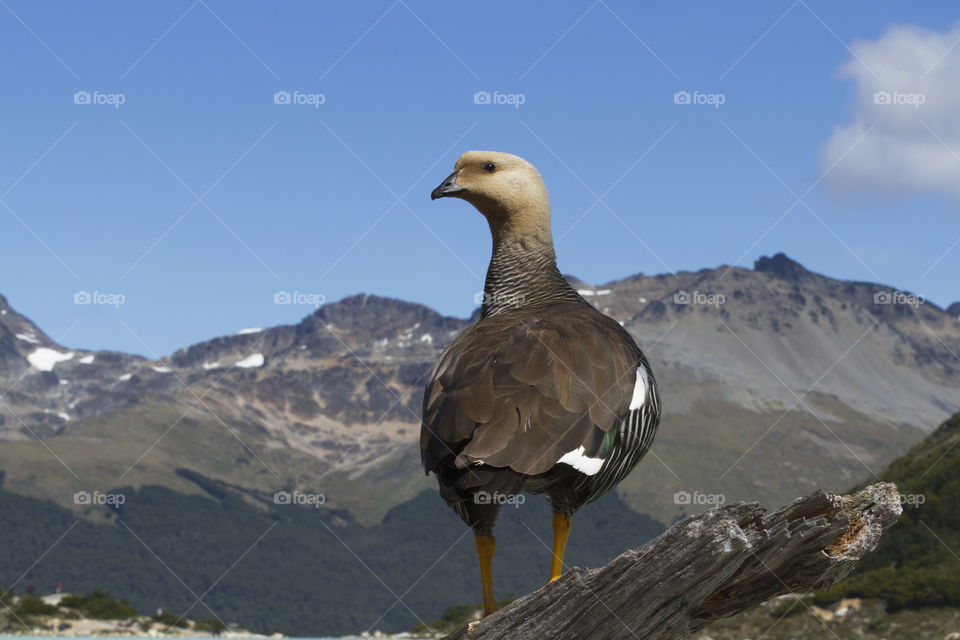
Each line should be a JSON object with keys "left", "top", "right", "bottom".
{"left": 480, "top": 223, "right": 584, "bottom": 319}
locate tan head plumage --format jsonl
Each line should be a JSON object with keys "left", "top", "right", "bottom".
{"left": 432, "top": 151, "right": 552, "bottom": 241}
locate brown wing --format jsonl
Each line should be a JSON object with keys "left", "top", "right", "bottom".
{"left": 420, "top": 304, "right": 641, "bottom": 477}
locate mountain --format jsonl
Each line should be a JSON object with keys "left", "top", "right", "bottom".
{"left": 2, "top": 255, "right": 959, "bottom": 526}
{"left": 0, "top": 294, "right": 148, "bottom": 438}
{"left": 614, "top": 253, "right": 960, "bottom": 522}
{"left": 1, "top": 254, "right": 959, "bottom": 632}
{"left": 948, "top": 301, "right": 960, "bottom": 319}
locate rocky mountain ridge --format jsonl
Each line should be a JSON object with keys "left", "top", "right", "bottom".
{"left": 0, "top": 254, "right": 958, "bottom": 525}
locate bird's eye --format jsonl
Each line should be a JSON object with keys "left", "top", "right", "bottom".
{"left": 483, "top": 163, "right": 496, "bottom": 173}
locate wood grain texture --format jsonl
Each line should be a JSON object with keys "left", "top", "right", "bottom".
{"left": 443, "top": 482, "right": 901, "bottom": 640}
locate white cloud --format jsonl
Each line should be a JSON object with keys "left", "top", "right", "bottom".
{"left": 822, "top": 22, "right": 960, "bottom": 201}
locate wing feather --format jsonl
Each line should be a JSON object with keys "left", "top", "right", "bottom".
{"left": 421, "top": 305, "right": 645, "bottom": 478}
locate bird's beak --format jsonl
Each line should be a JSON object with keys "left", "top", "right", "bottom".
{"left": 431, "top": 170, "right": 466, "bottom": 200}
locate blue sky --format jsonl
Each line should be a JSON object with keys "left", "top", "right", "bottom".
{"left": 1, "top": 1, "right": 958, "bottom": 356}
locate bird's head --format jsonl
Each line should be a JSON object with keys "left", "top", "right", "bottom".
{"left": 432, "top": 151, "right": 551, "bottom": 239}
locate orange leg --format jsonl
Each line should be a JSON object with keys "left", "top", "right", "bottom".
{"left": 475, "top": 534, "right": 497, "bottom": 616}
{"left": 549, "top": 513, "right": 572, "bottom": 582}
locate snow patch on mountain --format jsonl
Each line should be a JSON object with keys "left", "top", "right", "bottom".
{"left": 235, "top": 353, "right": 264, "bottom": 368}
{"left": 27, "top": 348, "right": 74, "bottom": 371}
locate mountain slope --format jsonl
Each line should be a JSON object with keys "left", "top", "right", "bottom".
{"left": 1, "top": 254, "right": 958, "bottom": 528}
{"left": 0, "top": 471, "right": 661, "bottom": 636}
{"left": 815, "top": 409, "right": 960, "bottom": 608}
{"left": 2, "top": 254, "right": 959, "bottom": 634}
{"left": 615, "top": 254, "right": 960, "bottom": 521}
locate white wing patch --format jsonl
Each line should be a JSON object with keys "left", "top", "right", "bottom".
{"left": 557, "top": 446, "right": 604, "bottom": 475}
{"left": 558, "top": 365, "right": 649, "bottom": 477}
{"left": 629, "top": 365, "right": 648, "bottom": 410}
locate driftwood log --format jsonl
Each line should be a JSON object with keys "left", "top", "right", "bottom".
{"left": 445, "top": 482, "right": 901, "bottom": 640}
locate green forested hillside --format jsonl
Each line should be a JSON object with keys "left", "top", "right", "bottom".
{"left": 817, "top": 410, "right": 960, "bottom": 608}
{"left": 0, "top": 471, "right": 662, "bottom": 636}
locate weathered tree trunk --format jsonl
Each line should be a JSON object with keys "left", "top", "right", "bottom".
{"left": 444, "top": 483, "right": 901, "bottom": 640}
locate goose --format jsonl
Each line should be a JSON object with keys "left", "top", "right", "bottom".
{"left": 421, "top": 151, "right": 662, "bottom": 617}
